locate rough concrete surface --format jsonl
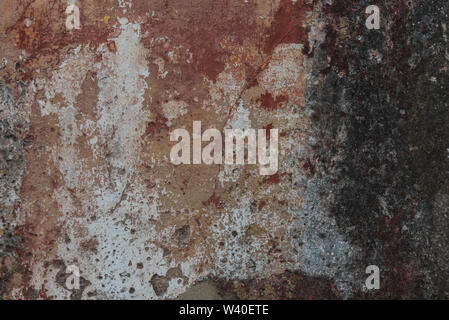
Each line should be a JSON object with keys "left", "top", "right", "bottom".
{"left": 0, "top": 0, "right": 448, "bottom": 299}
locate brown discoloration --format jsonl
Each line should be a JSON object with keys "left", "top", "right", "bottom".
{"left": 202, "top": 192, "right": 223, "bottom": 209}
{"left": 138, "top": 0, "right": 263, "bottom": 82}
{"left": 265, "top": 0, "right": 313, "bottom": 56}
{"left": 259, "top": 92, "right": 288, "bottom": 110}
{"left": 263, "top": 172, "right": 281, "bottom": 185}
{"left": 106, "top": 40, "right": 117, "bottom": 53}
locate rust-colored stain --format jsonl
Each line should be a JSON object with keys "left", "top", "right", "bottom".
{"left": 1, "top": 0, "right": 449, "bottom": 300}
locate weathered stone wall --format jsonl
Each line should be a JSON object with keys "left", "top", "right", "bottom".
{"left": 0, "top": 0, "right": 448, "bottom": 299}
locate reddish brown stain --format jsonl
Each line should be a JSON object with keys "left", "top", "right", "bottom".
{"left": 265, "top": 0, "right": 312, "bottom": 56}
{"left": 202, "top": 191, "right": 223, "bottom": 209}
{"left": 106, "top": 40, "right": 117, "bottom": 53}
{"left": 144, "top": 112, "right": 169, "bottom": 141}
{"left": 259, "top": 92, "right": 288, "bottom": 110}
{"left": 76, "top": 71, "right": 99, "bottom": 120}
{"left": 263, "top": 123, "right": 274, "bottom": 141}
{"left": 140, "top": 0, "right": 260, "bottom": 82}
{"left": 245, "top": 66, "right": 260, "bottom": 88}
{"left": 7, "top": 0, "right": 115, "bottom": 83}
{"left": 263, "top": 172, "right": 281, "bottom": 185}
{"left": 258, "top": 200, "right": 266, "bottom": 211}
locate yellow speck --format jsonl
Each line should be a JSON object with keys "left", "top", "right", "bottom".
{"left": 0, "top": 229, "right": 3, "bottom": 237}
{"left": 103, "top": 16, "right": 110, "bottom": 24}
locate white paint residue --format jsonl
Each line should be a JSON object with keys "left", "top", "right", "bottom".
{"left": 161, "top": 100, "right": 188, "bottom": 126}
